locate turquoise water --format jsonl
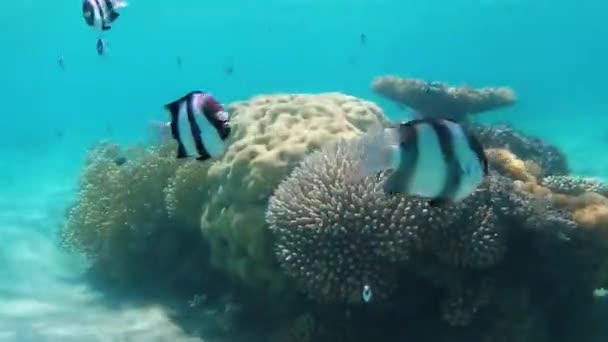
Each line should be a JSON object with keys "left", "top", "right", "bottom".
{"left": 1, "top": 0, "right": 608, "bottom": 340}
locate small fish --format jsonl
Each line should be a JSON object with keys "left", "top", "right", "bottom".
{"left": 360, "top": 33, "right": 367, "bottom": 45}
{"left": 353, "top": 118, "right": 488, "bottom": 207}
{"left": 593, "top": 288, "right": 608, "bottom": 298}
{"left": 96, "top": 38, "right": 106, "bottom": 55}
{"left": 114, "top": 156, "right": 127, "bottom": 166}
{"left": 54, "top": 129, "right": 65, "bottom": 139}
{"left": 160, "top": 91, "right": 231, "bottom": 161}
{"left": 223, "top": 61, "right": 234, "bottom": 75}
{"left": 362, "top": 285, "right": 373, "bottom": 303}
{"left": 176, "top": 56, "right": 182, "bottom": 67}
{"left": 57, "top": 54, "right": 65, "bottom": 70}
{"left": 82, "top": 0, "right": 128, "bottom": 31}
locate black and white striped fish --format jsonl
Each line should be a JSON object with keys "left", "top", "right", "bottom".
{"left": 163, "top": 91, "right": 231, "bottom": 161}
{"left": 354, "top": 118, "right": 488, "bottom": 206}
{"left": 82, "top": 0, "right": 127, "bottom": 31}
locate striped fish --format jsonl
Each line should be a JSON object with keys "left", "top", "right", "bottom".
{"left": 164, "top": 91, "right": 231, "bottom": 161}
{"left": 82, "top": 0, "right": 127, "bottom": 31}
{"left": 355, "top": 118, "right": 488, "bottom": 207}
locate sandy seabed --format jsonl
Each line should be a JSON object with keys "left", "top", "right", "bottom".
{"left": 0, "top": 184, "right": 203, "bottom": 342}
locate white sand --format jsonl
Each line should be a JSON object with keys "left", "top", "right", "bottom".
{"left": 0, "top": 185, "right": 204, "bottom": 342}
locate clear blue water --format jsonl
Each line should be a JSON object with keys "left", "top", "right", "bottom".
{"left": 1, "top": 0, "right": 607, "bottom": 340}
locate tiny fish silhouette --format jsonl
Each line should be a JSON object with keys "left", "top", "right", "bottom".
{"left": 114, "top": 156, "right": 127, "bottom": 166}
{"left": 176, "top": 56, "right": 182, "bottom": 67}
{"left": 224, "top": 60, "right": 234, "bottom": 75}
{"left": 57, "top": 54, "right": 65, "bottom": 70}
{"left": 54, "top": 129, "right": 65, "bottom": 139}
{"left": 360, "top": 33, "right": 367, "bottom": 45}
{"left": 96, "top": 38, "right": 106, "bottom": 55}
{"left": 105, "top": 124, "right": 113, "bottom": 136}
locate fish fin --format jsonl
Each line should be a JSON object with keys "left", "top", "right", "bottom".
{"left": 111, "top": 0, "right": 128, "bottom": 9}
{"left": 196, "top": 155, "right": 210, "bottom": 162}
{"left": 462, "top": 127, "right": 488, "bottom": 176}
{"left": 108, "top": 11, "right": 120, "bottom": 21}
{"left": 382, "top": 171, "right": 404, "bottom": 195}
{"left": 176, "top": 143, "right": 188, "bottom": 159}
{"left": 352, "top": 126, "right": 401, "bottom": 181}
{"left": 148, "top": 120, "right": 172, "bottom": 143}
{"left": 164, "top": 99, "right": 183, "bottom": 119}
{"left": 101, "top": 24, "right": 112, "bottom": 30}
{"left": 410, "top": 110, "right": 425, "bottom": 119}
{"left": 428, "top": 198, "right": 451, "bottom": 207}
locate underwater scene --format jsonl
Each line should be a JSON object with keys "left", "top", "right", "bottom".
{"left": 2, "top": 0, "right": 608, "bottom": 341}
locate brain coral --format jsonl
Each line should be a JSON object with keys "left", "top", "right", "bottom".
{"left": 199, "top": 93, "right": 389, "bottom": 293}
{"left": 266, "top": 138, "right": 461, "bottom": 303}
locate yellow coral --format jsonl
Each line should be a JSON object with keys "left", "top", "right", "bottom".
{"left": 485, "top": 148, "right": 537, "bottom": 183}
{"left": 515, "top": 177, "right": 608, "bottom": 247}
{"left": 200, "top": 93, "right": 389, "bottom": 292}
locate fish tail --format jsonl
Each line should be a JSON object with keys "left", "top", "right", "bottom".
{"left": 352, "top": 126, "right": 401, "bottom": 181}
{"left": 148, "top": 120, "right": 172, "bottom": 143}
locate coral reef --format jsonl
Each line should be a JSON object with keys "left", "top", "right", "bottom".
{"left": 541, "top": 175, "right": 608, "bottom": 197}
{"left": 200, "top": 93, "right": 389, "bottom": 292}
{"left": 371, "top": 75, "right": 515, "bottom": 121}
{"left": 485, "top": 148, "right": 540, "bottom": 183}
{"left": 471, "top": 123, "right": 569, "bottom": 176}
{"left": 61, "top": 90, "right": 608, "bottom": 342}
{"left": 266, "top": 140, "right": 457, "bottom": 303}
{"left": 60, "top": 141, "right": 210, "bottom": 292}
{"left": 271, "top": 314, "right": 318, "bottom": 342}
{"left": 266, "top": 130, "right": 577, "bottom": 323}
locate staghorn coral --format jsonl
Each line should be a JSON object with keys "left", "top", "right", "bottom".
{"left": 200, "top": 93, "right": 389, "bottom": 293}
{"left": 266, "top": 139, "right": 458, "bottom": 303}
{"left": 541, "top": 175, "right": 608, "bottom": 197}
{"left": 371, "top": 75, "right": 515, "bottom": 121}
{"left": 60, "top": 140, "right": 210, "bottom": 289}
{"left": 472, "top": 123, "right": 569, "bottom": 176}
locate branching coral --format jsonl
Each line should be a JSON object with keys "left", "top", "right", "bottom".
{"left": 266, "top": 139, "right": 458, "bottom": 303}
{"left": 266, "top": 128, "right": 578, "bottom": 326}
{"left": 200, "top": 93, "right": 389, "bottom": 293}
{"left": 60, "top": 140, "right": 210, "bottom": 289}
{"left": 371, "top": 75, "right": 515, "bottom": 121}
{"left": 541, "top": 175, "right": 608, "bottom": 197}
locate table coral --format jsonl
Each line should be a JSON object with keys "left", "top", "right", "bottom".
{"left": 371, "top": 75, "right": 515, "bottom": 121}
{"left": 200, "top": 93, "right": 389, "bottom": 293}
